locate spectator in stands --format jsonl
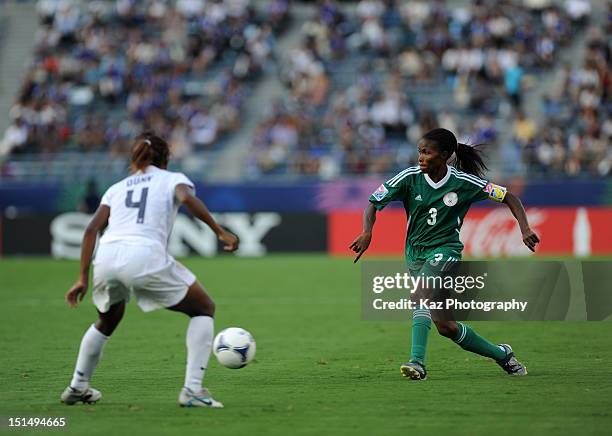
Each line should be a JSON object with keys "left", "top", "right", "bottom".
{"left": 564, "top": 0, "right": 592, "bottom": 25}
{"left": 513, "top": 111, "right": 537, "bottom": 147}
{"left": 0, "top": 118, "right": 28, "bottom": 156}
{"left": 504, "top": 63, "right": 525, "bottom": 109}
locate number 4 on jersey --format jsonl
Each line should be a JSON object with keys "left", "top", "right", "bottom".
{"left": 125, "top": 188, "right": 149, "bottom": 224}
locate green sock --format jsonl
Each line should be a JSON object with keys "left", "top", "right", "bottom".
{"left": 453, "top": 322, "right": 506, "bottom": 361}
{"left": 410, "top": 309, "right": 431, "bottom": 365}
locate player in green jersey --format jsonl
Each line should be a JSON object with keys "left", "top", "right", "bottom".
{"left": 350, "top": 128, "right": 540, "bottom": 380}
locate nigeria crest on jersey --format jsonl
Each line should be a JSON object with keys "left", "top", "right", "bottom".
{"left": 443, "top": 192, "right": 458, "bottom": 206}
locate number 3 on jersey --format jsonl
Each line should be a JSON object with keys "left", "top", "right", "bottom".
{"left": 125, "top": 188, "right": 149, "bottom": 224}
{"left": 427, "top": 207, "right": 437, "bottom": 225}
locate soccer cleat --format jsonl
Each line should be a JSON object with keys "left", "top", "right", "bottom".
{"left": 179, "top": 387, "right": 224, "bottom": 408}
{"left": 400, "top": 361, "right": 427, "bottom": 380}
{"left": 496, "top": 344, "right": 527, "bottom": 376}
{"left": 60, "top": 386, "right": 102, "bottom": 405}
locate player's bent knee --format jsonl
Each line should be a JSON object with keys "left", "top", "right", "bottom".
{"left": 95, "top": 302, "right": 125, "bottom": 336}
{"left": 188, "top": 282, "right": 215, "bottom": 317}
{"left": 207, "top": 299, "right": 215, "bottom": 316}
{"left": 95, "top": 318, "right": 119, "bottom": 336}
{"left": 185, "top": 296, "right": 215, "bottom": 318}
{"left": 197, "top": 298, "right": 215, "bottom": 317}
{"left": 434, "top": 321, "right": 457, "bottom": 338}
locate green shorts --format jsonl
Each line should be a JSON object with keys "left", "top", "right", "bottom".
{"left": 406, "top": 244, "right": 463, "bottom": 278}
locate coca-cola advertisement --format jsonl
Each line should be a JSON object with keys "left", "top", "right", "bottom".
{"left": 328, "top": 207, "right": 612, "bottom": 257}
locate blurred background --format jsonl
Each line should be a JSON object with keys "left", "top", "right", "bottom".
{"left": 0, "top": 0, "right": 610, "bottom": 258}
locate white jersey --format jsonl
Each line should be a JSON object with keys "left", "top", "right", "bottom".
{"left": 99, "top": 165, "right": 194, "bottom": 249}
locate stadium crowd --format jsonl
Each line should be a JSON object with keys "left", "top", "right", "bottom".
{"left": 1, "top": 0, "right": 289, "bottom": 158}
{"left": 1, "top": 0, "right": 608, "bottom": 180}
{"left": 249, "top": 0, "right": 609, "bottom": 178}
{"left": 518, "top": 23, "right": 611, "bottom": 176}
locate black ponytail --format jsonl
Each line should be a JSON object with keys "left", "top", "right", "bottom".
{"left": 422, "top": 128, "right": 487, "bottom": 178}
{"left": 454, "top": 142, "right": 487, "bottom": 178}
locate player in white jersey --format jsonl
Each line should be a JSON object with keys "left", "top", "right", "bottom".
{"left": 60, "top": 132, "right": 239, "bottom": 408}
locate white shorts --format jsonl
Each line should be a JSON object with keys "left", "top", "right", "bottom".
{"left": 92, "top": 241, "right": 196, "bottom": 313}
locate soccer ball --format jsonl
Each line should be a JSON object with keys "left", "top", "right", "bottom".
{"left": 213, "top": 327, "right": 256, "bottom": 369}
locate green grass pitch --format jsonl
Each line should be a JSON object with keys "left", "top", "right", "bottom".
{"left": 1, "top": 255, "right": 611, "bottom": 435}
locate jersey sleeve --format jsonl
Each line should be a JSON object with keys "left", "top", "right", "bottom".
{"left": 471, "top": 180, "right": 507, "bottom": 203}
{"left": 99, "top": 186, "right": 114, "bottom": 207}
{"left": 369, "top": 171, "right": 410, "bottom": 211}
{"left": 170, "top": 172, "right": 196, "bottom": 195}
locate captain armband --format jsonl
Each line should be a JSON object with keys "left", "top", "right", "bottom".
{"left": 484, "top": 182, "right": 507, "bottom": 202}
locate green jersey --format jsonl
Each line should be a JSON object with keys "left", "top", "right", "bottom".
{"left": 369, "top": 165, "right": 507, "bottom": 254}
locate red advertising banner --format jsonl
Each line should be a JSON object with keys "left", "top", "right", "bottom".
{"left": 329, "top": 207, "right": 612, "bottom": 257}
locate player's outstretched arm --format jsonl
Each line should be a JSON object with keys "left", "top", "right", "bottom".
{"left": 175, "top": 184, "right": 239, "bottom": 252}
{"left": 349, "top": 203, "right": 377, "bottom": 263}
{"left": 503, "top": 191, "right": 540, "bottom": 252}
{"left": 66, "top": 205, "right": 110, "bottom": 307}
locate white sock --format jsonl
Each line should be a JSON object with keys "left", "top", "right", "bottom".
{"left": 70, "top": 324, "right": 109, "bottom": 390}
{"left": 184, "top": 316, "right": 214, "bottom": 392}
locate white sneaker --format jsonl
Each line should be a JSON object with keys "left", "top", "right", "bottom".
{"left": 179, "top": 387, "right": 224, "bottom": 408}
{"left": 60, "top": 386, "right": 102, "bottom": 405}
